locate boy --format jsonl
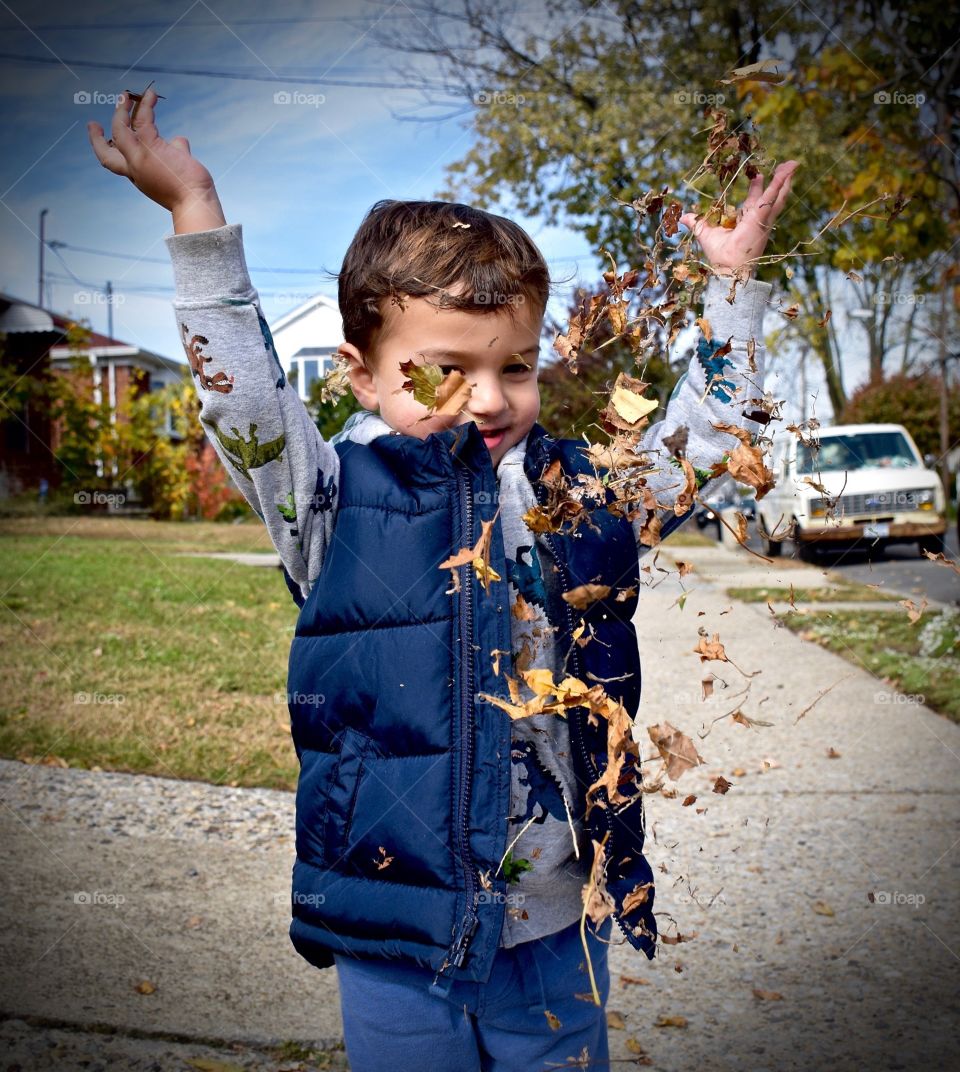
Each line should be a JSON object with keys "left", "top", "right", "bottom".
{"left": 89, "top": 90, "right": 796, "bottom": 1071}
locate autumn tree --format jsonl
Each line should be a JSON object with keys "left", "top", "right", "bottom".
{"left": 373, "top": 0, "right": 960, "bottom": 414}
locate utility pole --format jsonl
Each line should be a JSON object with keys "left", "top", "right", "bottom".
{"left": 106, "top": 281, "right": 114, "bottom": 340}
{"left": 38, "top": 208, "right": 48, "bottom": 307}
{"left": 937, "top": 287, "right": 950, "bottom": 496}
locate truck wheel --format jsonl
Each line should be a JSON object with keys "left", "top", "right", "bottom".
{"left": 758, "top": 515, "right": 782, "bottom": 557}
{"left": 793, "top": 522, "right": 818, "bottom": 562}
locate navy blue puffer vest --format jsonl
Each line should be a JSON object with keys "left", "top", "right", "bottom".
{"left": 283, "top": 420, "right": 659, "bottom": 990}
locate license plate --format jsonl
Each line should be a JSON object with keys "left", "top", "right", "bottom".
{"left": 864, "top": 522, "right": 890, "bottom": 539}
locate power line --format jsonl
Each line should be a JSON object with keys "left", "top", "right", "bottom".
{"left": 8, "top": 14, "right": 411, "bottom": 31}
{"left": 0, "top": 51, "right": 454, "bottom": 90}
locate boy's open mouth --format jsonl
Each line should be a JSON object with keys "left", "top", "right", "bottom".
{"left": 478, "top": 427, "right": 507, "bottom": 449}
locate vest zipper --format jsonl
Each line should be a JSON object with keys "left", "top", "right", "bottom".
{"left": 533, "top": 469, "right": 638, "bottom": 952}
{"left": 435, "top": 461, "right": 481, "bottom": 978}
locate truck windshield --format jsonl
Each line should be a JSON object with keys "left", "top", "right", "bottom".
{"left": 797, "top": 431, "right": 917, "bottom": 474}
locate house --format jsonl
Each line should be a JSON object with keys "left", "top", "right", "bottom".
{"left": 0, "top": 292, "right": 188, "bottom": 499}
{"left": 268, "top": 293, "right": 343, "bottom": 401}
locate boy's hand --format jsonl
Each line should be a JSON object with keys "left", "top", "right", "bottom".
{"left": 87, "top": 87, "right": 226, "bottom": 234}
{"left": 679, "top": 160, "right": 800, "bottom": 277}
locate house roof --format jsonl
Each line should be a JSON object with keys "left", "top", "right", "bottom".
{"left": 272, "top": 293, "right": 341, "bottom": 335}
{"left": 0, "top": 292, "right": 186, "bottom": 377}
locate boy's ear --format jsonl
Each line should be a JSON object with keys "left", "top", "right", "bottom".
{"left": 338, "top": 343, "right": 378, "bottom": 411}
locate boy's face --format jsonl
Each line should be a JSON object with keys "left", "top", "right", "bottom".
{"left": 340, "top": 290, "right": 543, "bottom": 468}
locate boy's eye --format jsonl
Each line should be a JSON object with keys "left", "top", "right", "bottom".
{"left": 438, "top": 365, "right": 462, "bottom": 375}
{"left": 505, "top": 363, "right": 533, "bottom": 375}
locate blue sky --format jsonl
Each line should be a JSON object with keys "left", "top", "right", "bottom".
{"left": 0, "top": 0, "right": 602, "bottom": 356}
{"left": 0, "top": 0, "right": 872, "bottom": 420}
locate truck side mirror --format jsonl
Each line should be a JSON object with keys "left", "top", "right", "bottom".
{"left": 923, "top": 453, "right": 936, "bottom": 469}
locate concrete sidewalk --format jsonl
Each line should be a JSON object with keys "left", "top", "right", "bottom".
{"left": 1, "top": 539, "right": 958, "bottom": 1070}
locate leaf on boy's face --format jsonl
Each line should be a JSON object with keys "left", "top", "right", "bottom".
{"left": 397, "top": 358, "right": 472, "bottom": 420}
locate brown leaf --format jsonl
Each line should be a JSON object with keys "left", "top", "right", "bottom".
{"left": 562, "top": 583, "right": 612, "bottom": 610}
{"left": 544, "top": 1010, "right": 562, "bottom": 1031}
{"left": 647, "top": 721, "right": 705, "bottom": 781}
{"left": 712, "top": 775, "right": 733, "bottom": 794}
{"left": 812, "top": 900, "right": 835, "bottom": 917}
{"left": 606, "top": 1010, "right": 627, "bottom": 1030}
{"left": 654, "top": 1014, "right": 689, "bottom": 1028}
{"left": 752, "top": 988, "right": 784, "bottom": 1001}
{"left": 682, "top": 794, "right": 697, "bottom": 806}
{"left": 134, "top": 979, "right": 156, "bottom": 995}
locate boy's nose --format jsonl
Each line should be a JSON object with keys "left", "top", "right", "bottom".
{"left": 465, "top": 376, "right": 507, "bottom": 419}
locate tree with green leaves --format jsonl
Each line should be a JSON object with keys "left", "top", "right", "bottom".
{"left": 373, "top": 0, "right": 959, "bottom": 414}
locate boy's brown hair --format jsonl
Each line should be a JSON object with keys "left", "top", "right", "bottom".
{"left": 337, "top": 200, "right": 551, "bottom": 359}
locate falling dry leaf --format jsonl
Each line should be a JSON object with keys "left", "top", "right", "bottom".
{"left": 654, "top": 1014, "right": 689, "bottom": 1028}
{"left": 544, "top": 1009, "right": 562, "bottom": 1030}
{"left": 812, "top": 900, "right": 835, "bottom": 917}
{"left": 606, "top": 1010, "right": 627, "bottom": 1029}
{"left": 647, "top": 721, "right": 705, "bottom": 781}
{"left": 562, "top": 583, "right": 612, "bottom": 609}
{"left": 134, "top": 980, "right": 156, "bottom": 995}
{"left": 752, "top": 988, "right": 784, "bottom": 1001}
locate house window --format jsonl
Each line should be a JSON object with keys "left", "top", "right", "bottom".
{"left": 291, "top": 350, "right": 335, "bottom": 400}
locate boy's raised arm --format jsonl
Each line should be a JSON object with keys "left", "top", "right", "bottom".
{"left": 88, "top": 87, "right": 339, "bottom": 604}
{"left": 632, "top": 271, "right": 772, "bottom": 548}
{"left": 166, "top": 223, "right": 339, "bottom": 603}
{"left": 629, "top": 160, "right": 799, "bottom": 552}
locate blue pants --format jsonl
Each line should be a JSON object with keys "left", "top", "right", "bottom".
{"left": 333, "top": 916, "right": 613, "bottom": 1071}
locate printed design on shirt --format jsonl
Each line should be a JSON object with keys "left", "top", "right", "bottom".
{"left": 696, "top": 333, "right": 737, "bottom": 404}
{"left": 180, "top": 323, "right": 235, "bottom": 394}
{"left": 308, "top": 465, "right": 337, "bottom": 515}
{"left": 507, "top": 544, "right": 548, "bottom": 609}
{"left": 199, "top": 417, "right": 286, "bottom": 479}
{"left": 277, "top": 490, "right": 298, "bottom": 539}
{"left": 256, "top": 310, "right": 287, "bottom": 389}
{"left": 508, "top": 739, "right": 569, "bottom": 827}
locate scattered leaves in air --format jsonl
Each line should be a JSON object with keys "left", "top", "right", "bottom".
{"left": 562, "top": 583, "right": 612, "bottom": 609}
{"left": 899, "top": 597, "right": 928, "bottom": 624}
{"left": 544, "top": 1010, "right": 562, "bottom": 1031}
{"left": 647, "top": 721, "right": 705, "bottom": 781}
{"left": 812, "top": 900, "right": 835, "bottom": 917}
{"left": 719, "top": 58, "right": 788, "bottom": 85}
{"left": 712, "top": 775, "right": 733, "bottom": 794}
{"left": 134, "top": 979, "right": 156, "bottom": 995}
{"left": 752, "top": 988, "right": 784, "bottom": 1001}
{"left": 439, "top": 510, "right": 502, "bottom": 593}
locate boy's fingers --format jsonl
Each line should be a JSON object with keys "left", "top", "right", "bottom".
{"left": 87, "top": 121, "right": 130, "bottom": 177}
{"left": 110, "top": 92, "right": 139, "bottom": 156}
{"left": 759, "top": 161, "right": 799, "bottom": 222}
{"left": 131, "top": 86, "right": 160, "bottom": 142}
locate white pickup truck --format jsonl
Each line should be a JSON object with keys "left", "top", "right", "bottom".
{"left": 757, "top": 422, "right": 947, "bottom": 558}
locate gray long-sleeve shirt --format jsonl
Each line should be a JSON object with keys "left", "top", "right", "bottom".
{"left": 165, "top": 222, "right": 772, "bottom": 947}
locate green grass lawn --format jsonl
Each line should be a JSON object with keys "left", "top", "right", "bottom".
{"left": 0, "top": 516, "right": 300, "bottom": 789}
{"left": 727, "top": 584, "right": 902, "bottom": 604}
{"left": 779, "top": 607, "right": 960, "bottom": 722}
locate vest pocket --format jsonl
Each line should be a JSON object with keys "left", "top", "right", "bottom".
{"left": 322, "top": 726, "right": 373, "bottom": 868}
